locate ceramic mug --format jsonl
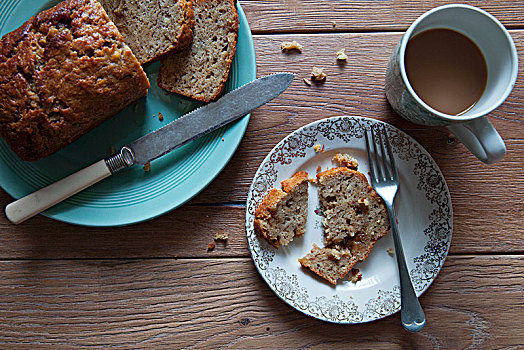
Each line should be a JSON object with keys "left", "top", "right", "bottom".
{"left": 385, "top": 4, "right": 518, "bottom": 164}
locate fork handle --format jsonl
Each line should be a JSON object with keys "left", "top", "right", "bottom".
{"left": 387, "top": 204, "right": 426, "bottom": 332}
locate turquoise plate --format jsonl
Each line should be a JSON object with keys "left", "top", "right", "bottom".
{"left": 0, "top": 1, "right": 256, "bottom": 226}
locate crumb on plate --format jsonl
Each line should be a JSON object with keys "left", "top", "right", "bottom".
{"left": 387, "top": 247, "right": 395, "bottom": 256}
{"left": 332, "top": 153, "right": 358, "bottom": 169}
{"left": 144, "top": 162, "right": 151, "bottom": 172}
{"left": 158, "top": 112, "right": 164, "bottom": 121}
{"left": 349, "top": 268, "right": 362, "bottom": 283}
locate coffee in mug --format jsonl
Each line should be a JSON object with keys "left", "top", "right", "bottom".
{"left": 404, "top": 28, "right": 487, "bottom": 116}
{"left": 385, "top": 5, "right": 518, "bottom": 164}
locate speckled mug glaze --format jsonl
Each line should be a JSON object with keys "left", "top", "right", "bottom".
{"left": 385, "top": 4, "right": 518, "bottom": 164}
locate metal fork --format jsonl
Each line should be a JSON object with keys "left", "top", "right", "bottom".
{"left": 365, "top": 124, "right": 426, "bottom": 332}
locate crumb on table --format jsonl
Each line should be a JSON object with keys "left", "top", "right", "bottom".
{"left": 281, "top": 40, "right": 303, "bottom": 52}
{"left": 336, "top": 48, "right": 348, "bottom": 61}
{"left": 214, "top": 232, "right": 228, "bottom": 241}
{"left": 311, "top": 67, "right": 326, "bottom": 81}
{"left": 303, "top": 78, "right": 312, "bottom": 86}
{"left": 207, "top": 242, "right": 215, "bottom": 251}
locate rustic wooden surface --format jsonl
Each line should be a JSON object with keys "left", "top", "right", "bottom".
{"left": 0, "top": 1, "right": 523, "bottom": 348}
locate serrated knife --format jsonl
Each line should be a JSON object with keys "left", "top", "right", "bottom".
{"left": 5, "top": 73, "right": 295, "bottom": 224}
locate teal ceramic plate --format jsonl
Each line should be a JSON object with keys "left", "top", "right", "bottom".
{"left": 0, "top": 1, "right": 256, "bottom": 226}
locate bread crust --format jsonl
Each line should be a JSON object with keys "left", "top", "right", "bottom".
{"left": 281, "top": 171, "right": 308, "bottom": 192}
{"left": 254, "top": 188, "right": 286, "bottom": 221}
{"left": 254, "top": 172, "right": 309, "bottom": 249}
{"left": 0, "top": 0, "right": 150, "bottom": 161}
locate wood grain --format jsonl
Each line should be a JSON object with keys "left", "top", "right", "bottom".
{"left": 0, "top": 256, "right": 522, "bottom": 348}
{"left": 0, "top": 204, "right": 248, "bottom": 259}
{"left": 241, "top": 0, "right": 524, "bottom": 33}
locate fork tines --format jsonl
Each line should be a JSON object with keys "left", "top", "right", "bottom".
{"left": 365, "top": 124, "right": 398, "bottom": 184}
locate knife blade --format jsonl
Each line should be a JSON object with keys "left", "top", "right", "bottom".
{"left": 5, "top": 73, "right": 295, "bottom": 224}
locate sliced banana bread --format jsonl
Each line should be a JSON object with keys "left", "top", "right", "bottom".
{"left": 157, "top": 0, "right": 239, "bottom": 102}
{"left": 317, "top": 167, "right": 389, "bottom": 245}
{"left": 298, "top": 244, "right": 354, "bottom": 285}
{"left": 299, "top": 167, "right": 390, "bottom": 285}
{"left": 254, "top": 172, "right": 309, "bottom": 249}
{"left": 99, "top": 0, "right": 195, "bottom": 65}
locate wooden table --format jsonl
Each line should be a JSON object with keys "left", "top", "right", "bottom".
{"left": 1, "top": 1, "right": 523, "bottom": 348}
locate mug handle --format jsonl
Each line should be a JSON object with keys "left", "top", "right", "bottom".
{"left": 447, "top": 117, "right": 506, "bottom": 164}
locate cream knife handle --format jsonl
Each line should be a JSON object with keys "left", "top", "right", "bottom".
{"left": 5, "top": 160, "right": 112, "bottom": 224}
{"left": 5, "top": 147, "right": 135, "bottom": 224}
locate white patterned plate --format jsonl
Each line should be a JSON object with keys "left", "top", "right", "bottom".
{"left": 245, "top": 116, "right": 452, "bottom": 323}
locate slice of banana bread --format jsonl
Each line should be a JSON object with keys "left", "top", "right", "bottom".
{"left": 0, "top": 0, "right": 150, "bottom": 161}
{"left": 299, "top": 167, "right": 390, "bottom": 285}
{"left": 298, "top": 244, "right": 354, "bottom": 285}
{"left": 254, "top": 172, "right": 309, "bottom": 249}
{"left": 99, "top": 0, "right": 195, "bottom": 65}
{"left": 317, "top": 167, "right": 389, "bottom": 245}
{"left": 157, "top": 0, "right": 239, "bottom": 102}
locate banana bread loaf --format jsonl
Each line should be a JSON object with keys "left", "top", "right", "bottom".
{"left": 99, "top": 0, "right": 195, "bottom": 65}
{"left": 0, "top": 0, "right": 150, "bottom": 161}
